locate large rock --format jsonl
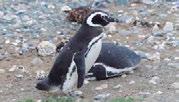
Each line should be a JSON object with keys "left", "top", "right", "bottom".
{"left": 37, "top": 41, "right": 56, "bottom": 56}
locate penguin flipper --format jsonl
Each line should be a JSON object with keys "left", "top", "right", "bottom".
{"left": 74, "top": 51, "right": 86, "bottom": 88}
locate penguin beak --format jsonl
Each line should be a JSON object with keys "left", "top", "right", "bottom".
{"left": 103, "top": 16, "right": 120, "bottom": 23}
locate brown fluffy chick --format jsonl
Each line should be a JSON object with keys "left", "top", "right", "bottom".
{"left": 66, "top": 7, "right": 94, "bottom": 23}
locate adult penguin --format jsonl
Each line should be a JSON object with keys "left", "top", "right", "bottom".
{"left": 36, "top": 10, "right": 119, "bottom": 93}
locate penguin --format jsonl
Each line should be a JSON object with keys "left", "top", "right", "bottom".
{"left": 87, "top": 43, "right": 141, "bottom": 80}
{"left": 56, "top": 42, "right": 141, "bottom": 81}
{"left": 36, "top": 10, "right": 119, "bottom": 93}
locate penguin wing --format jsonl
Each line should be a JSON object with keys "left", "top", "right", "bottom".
{"left": 74, "top": 50, "right": 86, "bottom": 88}
{"left": 96, "top": 43, "right": 141, "bottom": 68}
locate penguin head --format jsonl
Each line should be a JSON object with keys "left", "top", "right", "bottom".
{"left": 84, "top": 10, "right": 119, "bottom": 27}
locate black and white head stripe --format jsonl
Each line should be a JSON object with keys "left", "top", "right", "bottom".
{"left": 85, "top": 10, "right": 119, "bottom": 27}
{"left": 86, "top": 11, "right": 108, "bottom": 27}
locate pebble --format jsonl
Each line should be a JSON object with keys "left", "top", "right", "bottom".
{"left": 155, "top": 91, "right": 163, "bottom": 95}
{"left": 163, "top": 22, "right": 174, "bottom": 33}
{"left": 9, "top": 65, "right": 17, "bottom": 72}
{"left": 121, "top": 74, "right": 127, "bottom": 78}
{"left": 0, "top": 11, "right": 4, "bottom": 17}
{"left": 5, "top": 39, "right": 10, "bottom": 44}
{"left": 36, "top": 70, "right": 46, "bottom": 80}
{"left": 15, "top": 74, "right": 24, "bottom": 78}
{"left": 135, "top": 51, "right": 148, "bottom": 59}
{"left": 152, "top": 24, "right": 162, "bottom": 36}
{"left": 129, "top": 80, "right": 135, "bottom": 84}
{"left": 0, "top": 90, "right": 3, "bottom": 93}
{"left": 95, "top": 84, "right": 108, "bottom": 90}
{"left": 139, "top": 92, "right": 151, "bottom": 98}
{"left": 31, "top": 57, "right": 43, "bottom": 66}
{"left": 17, "top": 65, "right": 26, "bottom": 73}
{"left": 147, "top": 52, "right": 160, "bottom": 60}
{"left": 94, "top": 93, "right": 110, "bottom": 100}
{"left": 69, "top": 91, "right": 83, "bottom": 97}
{"left": 168, "top": 63, "right": 179, "bottom": 68}
{"left": 172, "top": 82, "right": 179, "bottom": 88}
{"left": 176, "top": 74, "right": 179, "bottom": 78}
{"left": 36, "top": 100, "right": 42, "bottom": 102}
{"left": 0, "top": 53, "right": 6, "bottom": 61}
{"left": 0, "top": 69, "right": 6, "bottom": 73}
{"left": 175, "top": 24, "right": 179, "bottom": 30}
{"left": 149, "top": 76, "right": 160, "bottom": 85}
{"left": 61, "top": 5, "right": 72, "bottom": 12}
{"left": 84, "top": 80, "right": 89, "bottom": 85}
{"left": 113, "top": 84, "right": 122, "bottom": 89}
{"left": 92, "top": 0, "right": 111, "bottom": 8}
{"left": 20, "top": 88, "right": 25, "bottom": 91}
{"left": 37, "top": 41, "right": 56, "bottom": 56}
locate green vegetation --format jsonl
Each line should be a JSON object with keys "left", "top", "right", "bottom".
{"left": 18, "top": 96, "right": 75, "bottom": 102}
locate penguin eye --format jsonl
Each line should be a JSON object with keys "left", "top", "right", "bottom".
{"left": 102, "top": 16, "right": 108, "bottom": 22}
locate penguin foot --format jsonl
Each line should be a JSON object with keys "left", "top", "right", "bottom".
{"left": 36, "top": 78, "right": 50, "bottom": 91}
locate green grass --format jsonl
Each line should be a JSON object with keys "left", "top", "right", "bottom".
{"left": 18, "top": 96, "right": 75, "bottom": 102}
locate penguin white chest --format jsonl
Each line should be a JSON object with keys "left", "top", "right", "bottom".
{"left": 85, "top": 34, "right": 103, "bottom": 73}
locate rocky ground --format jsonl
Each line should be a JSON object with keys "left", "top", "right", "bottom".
{"left": 0, "top": 0, "right": 179, "bottom": 102}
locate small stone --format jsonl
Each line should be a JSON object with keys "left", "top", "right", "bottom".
{"left": 94, "top": 93, "right": 110, "bottom": 100}
{"left": 121, "top": 74, "right": 127, "bottom": 78}
{"left": 155, "top": 91, "right": 163, "bottom": 95}
{"left": 149, "top": 76, "right": 160, "bottom": 85}
{"left": 163, "top": 22, "right": 174, "bottom": 33}
{"left": 84, "top": 80, "right": 89, "bottom": 85}
{"left": 37, "top": 41, "right": 56, "bottom": 56}
{"left": 61, "top": 5, "right": 72, "bottom": 12}
{"left": 172, "top": 82, "right": 179, "bottom": 88}
{"left": 9, "top": 65, "right": 17, "bottom": 72}
{"left": 20, "top": 88, "right": 24, "bottom": 91}
{"left": 0, "top": 53, "right": 6, "bottom": 61}
{"left": 139, "top": 92, "right": 151, "bottom": 97}
{"left": 36, "top": 100, "right": 42, "bottom": 102}
{"left": 0, "top": 69, "right": 5, "bottom": 73}
{"left": 5, "top": 39, "right": 10, "bottom": 44}
{"left": 168, "top": 63, "right": 179, "bottom": 68}
{"left": 48, "top": 4, "right": 55, "bottom": 9}
{"left": 15, "top": 65, "right": 27, "bottom": 73}
{"left": 175, "top": 24, "right": 179, "bottom": 31}
{"left": 15, "top": 74, "right": 23, "bottom": 78}
{"left": 95, "top": 84, "right": 108, "bottom": 90}
{"left": 113, "top": 84, "right": 122, "bottom": 89}
{"left": 147, "top": 52, "right": 160, "bottom": 60}
{"left": 36, "top": 70, "right": 46, "bottom": 80}
{"left": 174, "top": 57, "right": 179, "bottom": 60}
{"left": 176, "top": 74, "right": 179, "bottom": 78}
{"left": 107, "top": 34, "right": 112, "bottom": 38}
{"left": 31, "top": 57, "right": 43, "bottom": 66}
{"left": 135, "top": 51, "right": 148, "bottom": 59}
{"left": 129, "top": 80, "right": 135, "bottom": 84}
{"left": 129, "top": 70, "right": 134, "bottom": 74}
{"left": 0, "top": 90, "right": 3, "bottom": 93}
{"left": 0, "top": 11, "right": 4, "bottom": 17}
{"left": 69, "top": 91, "right": 83, "bottom": 97}
{"left": 152, "top": 24, "right": 162, "bottom": 36}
